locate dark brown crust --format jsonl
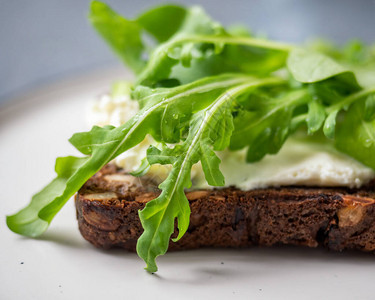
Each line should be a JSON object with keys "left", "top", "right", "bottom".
{"left": 75, "top": 164, "right": 375, "bottom": 253}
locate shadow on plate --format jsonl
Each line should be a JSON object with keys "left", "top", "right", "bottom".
{"left": 152, "top": 246, "right": 375, "bottom": 284}
{"left": 34, "top": 228, "right": 89, "bottom": 249}
{"left": 27, "top": 228, "right": 375, "bottom": 284}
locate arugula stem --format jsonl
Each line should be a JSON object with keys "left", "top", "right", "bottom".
{"left": 291, "top": 113, "right": 308, "bottom": 130}
{"left": 326, "top": 86, "right": 375, "bottom": 113}
{"left": 179, "top": 35, "right": 295, "bottom": 52}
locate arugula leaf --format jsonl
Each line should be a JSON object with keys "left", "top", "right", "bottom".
{"left": 7, "top": 74, "right": 252, "bottom": 237}
{"left": 306, "top": 99, "right": 326, "bottom": 134}
{"left": 230, "top": 89, "right": 309, "bottom": 162}
{"left": 7, "top": 156, "right": 88, "bottom": 236}
{"left": 90, "top": 1, "right": 290, "bottom": 87}
{"left": 310, "top": 39, "right": 375, "bottom": 67}
{"left": 307, "top": 80, "right": 347, "bottom": 106}
{"left": 137, "top": 34, "right": 292, "bottom": 87}
{"left": 335, "top": 95, "right": 375, "bottom": 169}
{"left": 293, "top": 86, "right": 375, "bottom": 140}
{"left": 90, "top": 2, "right": 188, "bottom": 73}
{"left": 314, "top": 40, "right": 375, "bottom": 88}
{"left": 364, "top": 94, "right": 375, "bottom": 121}
{"left": 111, "top": 81, "right": 132, "bottom": 98}
{"left": 287, "top": 48, "right": 360, "bottom": 89}
{"left": 323, "top": 110, "right": 339, "bottom": 139}
{"left": 135, "top": 6, "right": 227, "bottom": 86}
{"left": 130, "top": 157, "right": 151, "bottom": 177}
{"left": 135, "top": 5, "right": 292, "bottom": 87}
{"left": 89, "top": 1, "right": 145, "bottom": 73}
{"left": 137, "top": 79, "right": 283, "bottom": 272}
{"left": 137, "top": 5, "right": 187, "bottom": 43}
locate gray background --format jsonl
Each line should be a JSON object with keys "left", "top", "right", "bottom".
{"left": 1, "top": 0, "right": 374, "bottom": 105}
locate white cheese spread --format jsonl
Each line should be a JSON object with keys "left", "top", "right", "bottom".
{"left": 87, "top": 92, "right": 375, "bottom": 189}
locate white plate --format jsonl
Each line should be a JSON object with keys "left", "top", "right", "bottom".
{"left": 1, "top": 68, "right": 375, "bottom": 300}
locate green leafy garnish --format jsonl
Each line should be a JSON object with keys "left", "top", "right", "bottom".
{"left": 7, "top": 1, "right": 375, "bottom": 272}
{"left": 336, "top": 97, "right": 375, "bottom": 169}
{"left": 137, "top": 78, "right": 285, "bottom": 271}
{"left": 287, "top": 48, "right": 360, "bottom": 88}
{"left": 7, "top": 73, "right": 251, "bottom": 236}
{"left": 229, "top": 89, "right": 309, "bottom": 162}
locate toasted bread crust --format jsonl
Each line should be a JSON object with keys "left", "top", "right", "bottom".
{"left": 75, "top": 164, "right": 375, "bottom": 253}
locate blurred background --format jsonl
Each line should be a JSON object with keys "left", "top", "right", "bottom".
{"left": 1, "top": 0, "right": 374, "bottom": 106}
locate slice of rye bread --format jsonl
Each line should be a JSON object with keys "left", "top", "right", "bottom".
{"left": 75, "top": 164, "right": 375, "bottom": 253}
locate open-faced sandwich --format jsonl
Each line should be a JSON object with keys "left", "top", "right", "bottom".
{"left": 7, "top": 1, "right": 375, "bottom": 273}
